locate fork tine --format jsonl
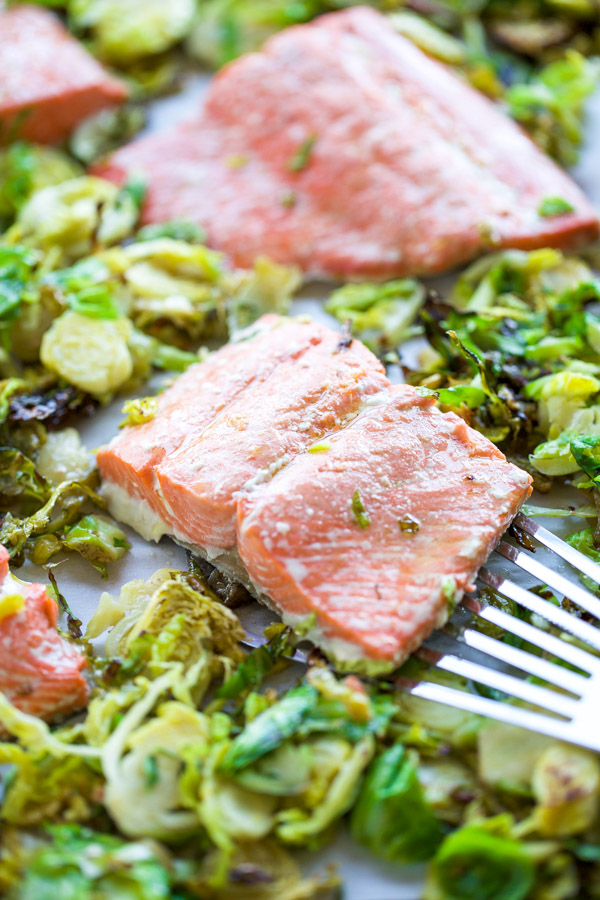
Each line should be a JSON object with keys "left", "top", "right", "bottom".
{"left": 495, "top": 539, "right": 600, "bottom": 622}
{"left": 464, "top": 595, "right": 600, "bottom": 674}
{"left": 416, "top": 646, "right": 578, "bottom": 717}
{"left": 516, "top": 513, "right": 600, "bottom": 586}
{"left": 480, "top": 566, "right": 600, "bottom": 652}
{"left": 452, "top": 627, "right": 588, "bottom": 695}
{"left": 397, "top": 679, "right": 597, "bottom": 748}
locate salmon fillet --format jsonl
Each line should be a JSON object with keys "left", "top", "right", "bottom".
{"left": 0, "top": 5, "right": 127, "bottom": 145}
{"left": 0, "top": 546, "right": 88, "bottom": 719}
{"left": 98, "top": 317, "right": 532, "bottom": 670}
{"left": 98, "top": 315, "right": 387, "bottom": 546}
{"left": 236, "top": 385, "right": 532, "bottom": 671}
{"left": 95, "top": 6, "right": 598, "bottom": 280}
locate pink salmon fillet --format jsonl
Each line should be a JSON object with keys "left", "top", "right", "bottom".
{"left": 0, "top": 546, "right": 88, "bottom": 719}
{"left": 0, "top": 5, "right": 127, "bottom": 145}
{"left": 237, "top": 385, "right": 532, "bottom": 669}
{"left": 98, "top": 318, "right": 532, "bottom": 670}
{"left": 95, "top": 6, "right": 598, "bottom": 280}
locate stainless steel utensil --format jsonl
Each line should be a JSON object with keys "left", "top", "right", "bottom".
{"left": 401, "top": 512, "right": 600, "bottom": 752}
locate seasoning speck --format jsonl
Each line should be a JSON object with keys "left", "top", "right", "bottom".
{"left": 287, "top": 134, "right": 317, "bottom": 173}
{"left": 398, "top": 514, "right": 420, "bottom": 534}
{"left": 351, "top": 488, "right": 371, "bottom": 529}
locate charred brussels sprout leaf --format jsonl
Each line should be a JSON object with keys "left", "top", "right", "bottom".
{"left": 8, "top": 385, "right": 98, "bottom": 428}
{"left": 569, "top": 434, "right": 600, "bottom": 485}
{"left": 351, "top": 743, "right": 443, "bottom": 863}
{"left": 69, "top": 105, "right": 146, "bottom": 166}
{"left": 70, "top": 0, "right": 196, "bottom": 65}
{"left": 506, "top": 52, "right": 599, "bottom": 167}
{"left": 62, "top": 514, "right": 131, "bottom": 577}
{"left": 0, "top": 480, "right": 105, "bottom": 558}
{"left": 217, "top": 625, "right": 296, "bottom": 700}
{"left": 0, "top": 245, "right": 39, "bottom": 324}
{"left": 430, "top": 824, "right": 536, "bottom": 900}
{"left": 0, "top": 142, "right": 81, "bottom": 225}
{"left": 221, "top": 684, "right": 318, "bottom": 773}
{"left": 0, "top": 447, "right": 51, "bottom": 516}
{"left": 137, "top": 219, "right": 206, "bottom": 244}
{"left": 437, "top": 384, "right": 487, "bottom": 409}
{"left": 14, "top": 824, "right": 171, "bottom": 900}
{"left": 326, "top": 278, "right": 425, "bottom": 355}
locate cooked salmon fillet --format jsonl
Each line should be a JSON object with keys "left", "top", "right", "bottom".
{"left": 98, "top": 317, "right": 532, "bottom": 670}
{"left": 0, "top": 546, "right": 88, "bottom": 719}
{"left": 96, "top": 7, "right": 598, "bottom": 280}
{"left": 237, "top": 385, "right": 532, "bottom": 670}
{"left": 98, "top": 315, "right": 387, "bottom": 546}
{"left": 0, "top": 5, "right": 127, "bottom": 145}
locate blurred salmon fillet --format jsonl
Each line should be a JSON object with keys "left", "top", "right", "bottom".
{"left": 96, "top": 6, "right": 598, "bottom": 280}
{"left": 0, "top": 5, "right": 127, "bottom": 145}
{"left": 237, "top": 385, "right": 532, "bottom": 670}
{"left": 99, "top": 317, "right": 532, "bottom": 671}
{"left": 0, "top": 546, "right": 88, "bottom": 719}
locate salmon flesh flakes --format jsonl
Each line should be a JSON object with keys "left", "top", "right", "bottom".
{"left": 95, "top": 7, "right": 598, "bottom": 280}
{"left": 98, "top": 317, "right": 532, "bottom": 672}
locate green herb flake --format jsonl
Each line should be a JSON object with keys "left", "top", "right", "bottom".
{"left": 441, "top": 576, "right": 457, "bottom": 614}
{"left": 308, "top": 441, "right": 331, "bottom": 453}
{"left": 225, "top": 153, "right": 249, "bottom": 169}
{"left": 120, "top": 396, "right": 158, "bottom": 428}
{"left": 287, "top": 134, "right": 317, "bottom": 173}
{"left": 538, "top": 196, "right": 575, "bottom": 218}
{"left": 281, "top": 190, "right": 297, "bottom": 208}
{"left": 351, "top": 488, "right": 371, "bottom": 529}
{"left": 398, "top": 514, "right": 420, "bottom": 534}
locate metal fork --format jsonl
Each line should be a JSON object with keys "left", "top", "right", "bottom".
{"left": 241, "top": 512, "right": 600, "bottom": 752}
{"left": 400, "top": 512, "right": 600, "bottom": 752}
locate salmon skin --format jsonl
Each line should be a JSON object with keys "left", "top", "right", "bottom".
{"left": 98, "top": 316, "right": 532, "bottom": 672}
{"left": 0, "top": 546, "right": 88, "bottom": 720}
{"left": 237, "top": 385, "right": 532, "bottom": 672}
{"left": 0, "top": 5, "right": 127, "bottom": 145}
{"left": 96, "top": 7, "right": 598, "bottom": 281}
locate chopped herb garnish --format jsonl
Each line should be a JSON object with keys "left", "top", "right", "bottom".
{"left": 351, "top": 488, "right": 371, "bottom": 529}
{"left": 398, "top": 514, "right": 420, "bottom": 534}
{"left": 287, "top": 134, "right": 317, "bottom": 173}
{"left": 441, "top": 576, "right": 457, "bottom": 614}
{"left": 225, "top": 153, "right": 249, "bottom": 168}
{"left": 538, "top": 196, "right": 575, "bottom": 218}
{"left": 308, "top": 441, "right": 331, "bottom": 453}
{"left": 281, "top": 190, "right": 297, "bottom": 208}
